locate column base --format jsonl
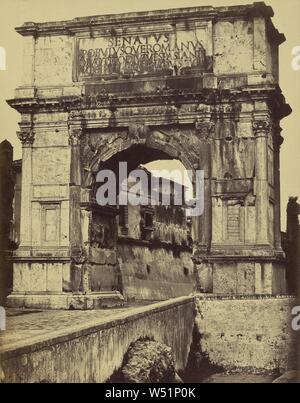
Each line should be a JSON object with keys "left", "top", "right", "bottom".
{"left": 6, "top": 291, "right": 124, "bottom": 310}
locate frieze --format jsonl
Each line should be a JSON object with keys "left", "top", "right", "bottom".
{"left": 128, "top": 124, "right": 150, "bottom": 141}
{"left": 210, "top": 103, "right": 241, "bottom": 118}
{"left": 180, "top": 104, "right": 198, "bottom": 114}
{"left": 8, "top": 89, "right": 284, "bottom": 118}
{"left": 115, "top": 105, "right": 178, "bottom": 118}
{"left": 69, "top": 110, "right": 86, "bottom": 119}
{"left": 70, "top": 105, "right": 179, "bottom": 121}
{"left": 67, "top": 102, "right": 242, "bottom": 129}
{"left": 197, "top": 104, "right": 211, "bottom": 114}
{"left": 85, "top": 89, "right": 111, "bottom": 108}
{"left": 85, "top": 109, "right": 111, "bottom": 120}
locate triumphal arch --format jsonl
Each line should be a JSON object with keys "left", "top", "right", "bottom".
{"left": 7, "top": 3, "right": 291, "bottom": 309}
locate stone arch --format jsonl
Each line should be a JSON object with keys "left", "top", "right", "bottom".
{"left": 81, "top": 125, "right": 201, "bottom": 190}
{"left": 80, "top": 125, "right": 201, "bottom": 302}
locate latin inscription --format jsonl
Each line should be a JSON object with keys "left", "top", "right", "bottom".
{"left": 78, "top": 32, "right": 211, "bottom": 78}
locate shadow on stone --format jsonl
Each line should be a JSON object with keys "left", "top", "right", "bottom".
{"left": 109, "top": 337, "right": 183, "bottom": 383}
{"left": 183, "top": 324, "right": 224, "bottom": 383}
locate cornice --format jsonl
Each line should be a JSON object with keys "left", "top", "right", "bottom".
{"left": 7, "top": 96, "right": 82, "bottom": 113}
{"left": 15, "top": 3, "right": 276, "bottom": 37}
{"left": 6, "top": 86, "right": 291, "bottom": 120}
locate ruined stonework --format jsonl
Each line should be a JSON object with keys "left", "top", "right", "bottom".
{"left": 0, "top": 141, "right": 17, "bottom": 305}
{"left": 194, "top": 296, "right": 298, "bottom": 374}
{"left": 282, "top": 197, "right": 300, "bottom": 294}
{"left": 7, "top": 3, "right": 291, "bottom": 309}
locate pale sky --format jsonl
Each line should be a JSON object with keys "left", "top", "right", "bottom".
{"left": 0, "top": 0, "right": 299, "bottom": 229}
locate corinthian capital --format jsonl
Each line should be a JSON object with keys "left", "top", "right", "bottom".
{"left": 195, "top": 119, "right": 215, "bottom": 138}
{"left": 17, "top": 129, "right": 35, "bottom": 146}
{"left": 252, "top": 119, "right": 272, "bottom": 135}
{"left": 69, "top": 126, "right": 83, "bottom": 146}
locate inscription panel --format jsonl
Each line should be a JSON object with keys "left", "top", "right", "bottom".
{"left": 76, "top": 23, "right": 212, "bottom": 80}
{"left": 42, "top": 204, "right": 60, "bottom": 245}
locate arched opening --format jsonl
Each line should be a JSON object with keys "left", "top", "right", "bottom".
{"left": 89, "top": 143, "right": 196, "bottom": 302}
{"left": 96, "top": 144, "right": 195, "bottom": 208}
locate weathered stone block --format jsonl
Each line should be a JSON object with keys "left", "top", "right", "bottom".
{"left": 29, "top": 263, "right": 47, "bottom": 292}
{"left": 106, "top": 250, "right": 117, "bottom": 266}
{"left": 213, "top": 20, "right": 253, "bottom": 75}
{"left": 71, "top": 265, "right": 82, "bottom": 292}
{"left": 32, "top": 148, "right": 71, "bottom": 185}
{"left": 46, "top": 263, "right": 63, "bottom": 292}
{"left": 12, "top": 263, "right": 28, "bottom": 292}
{"left": 196, "top": 263, "right": 213, "bottom": 293}
{"left": 34, "top": 35, "right": 73, "bottom": 86}
{"left": 62, "top": 263, "right": 72, "bottom": 292}
{"left": 213, "top": 264, "right": 237, "bottom": 294}
{"left": 34, "top": 131, "right": 69, "bottom": 148}
{"left": 89, "top": 245, "right": 106, "bottom": 265}
{"left": 118, "top": 244, "right": 194, "bottom": 301}
{"left": 236, "top": 263, "right": 255, "bottom": 294}
{"left": 90, "top": 264, "right": 117, "bottom": 292}
{"left": 195, "top": 296, "right": 297, "bottom": 373}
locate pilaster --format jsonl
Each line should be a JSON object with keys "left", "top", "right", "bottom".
{"left": 17, "top": 117, "right": 34, "bottom": 248}
{"left": 253, "top": 118, "right": 272, "bottom": 246}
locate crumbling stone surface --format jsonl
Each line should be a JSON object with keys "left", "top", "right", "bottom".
{"left": 118, "top": 244, "right": 194, "bottom": 301}
{"left": 194, "top": 296, "right": 298, "bottom": 373}
{"left": 113, "top": 339, "right": 180, "bottom": 383}
{"left": 184, "top": 324, "right": 223, "bottom": 382}
{"left": 0, "top": 140, "right": 15, "bottom": 305}
{"left": 283, "top": 197, "right": 300, "bottom": 294}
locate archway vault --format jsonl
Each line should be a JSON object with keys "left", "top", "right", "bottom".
{"left": 78, "top": 125, "right": 199, "bottom": 302}
{"left": 80, "top": 125, "right": 201, "bottom": 190}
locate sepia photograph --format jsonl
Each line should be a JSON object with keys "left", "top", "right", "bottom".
{"left": 0, "top": 0, "right": 299, "bottom": 386}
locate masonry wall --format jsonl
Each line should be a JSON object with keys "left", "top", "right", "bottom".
{"left": 117, "top": 244, "right": 194, "bottom": 301}
{"left": 0, "top": 141, "right": 15, "bottom": 305}
{"left": 1, "top": 296, "right": 297, "bottom": 383}
{"left": 116, "top": 199, "right": 193, "bottom": 301}
{"left": 195, "top": 296, "right": 298, "bottom": 373}
{"left": 0, "top": 297, "right": 195, "bottom": 383}
{"left": 19, "top": 14, "right": 279, "bottom": 88}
